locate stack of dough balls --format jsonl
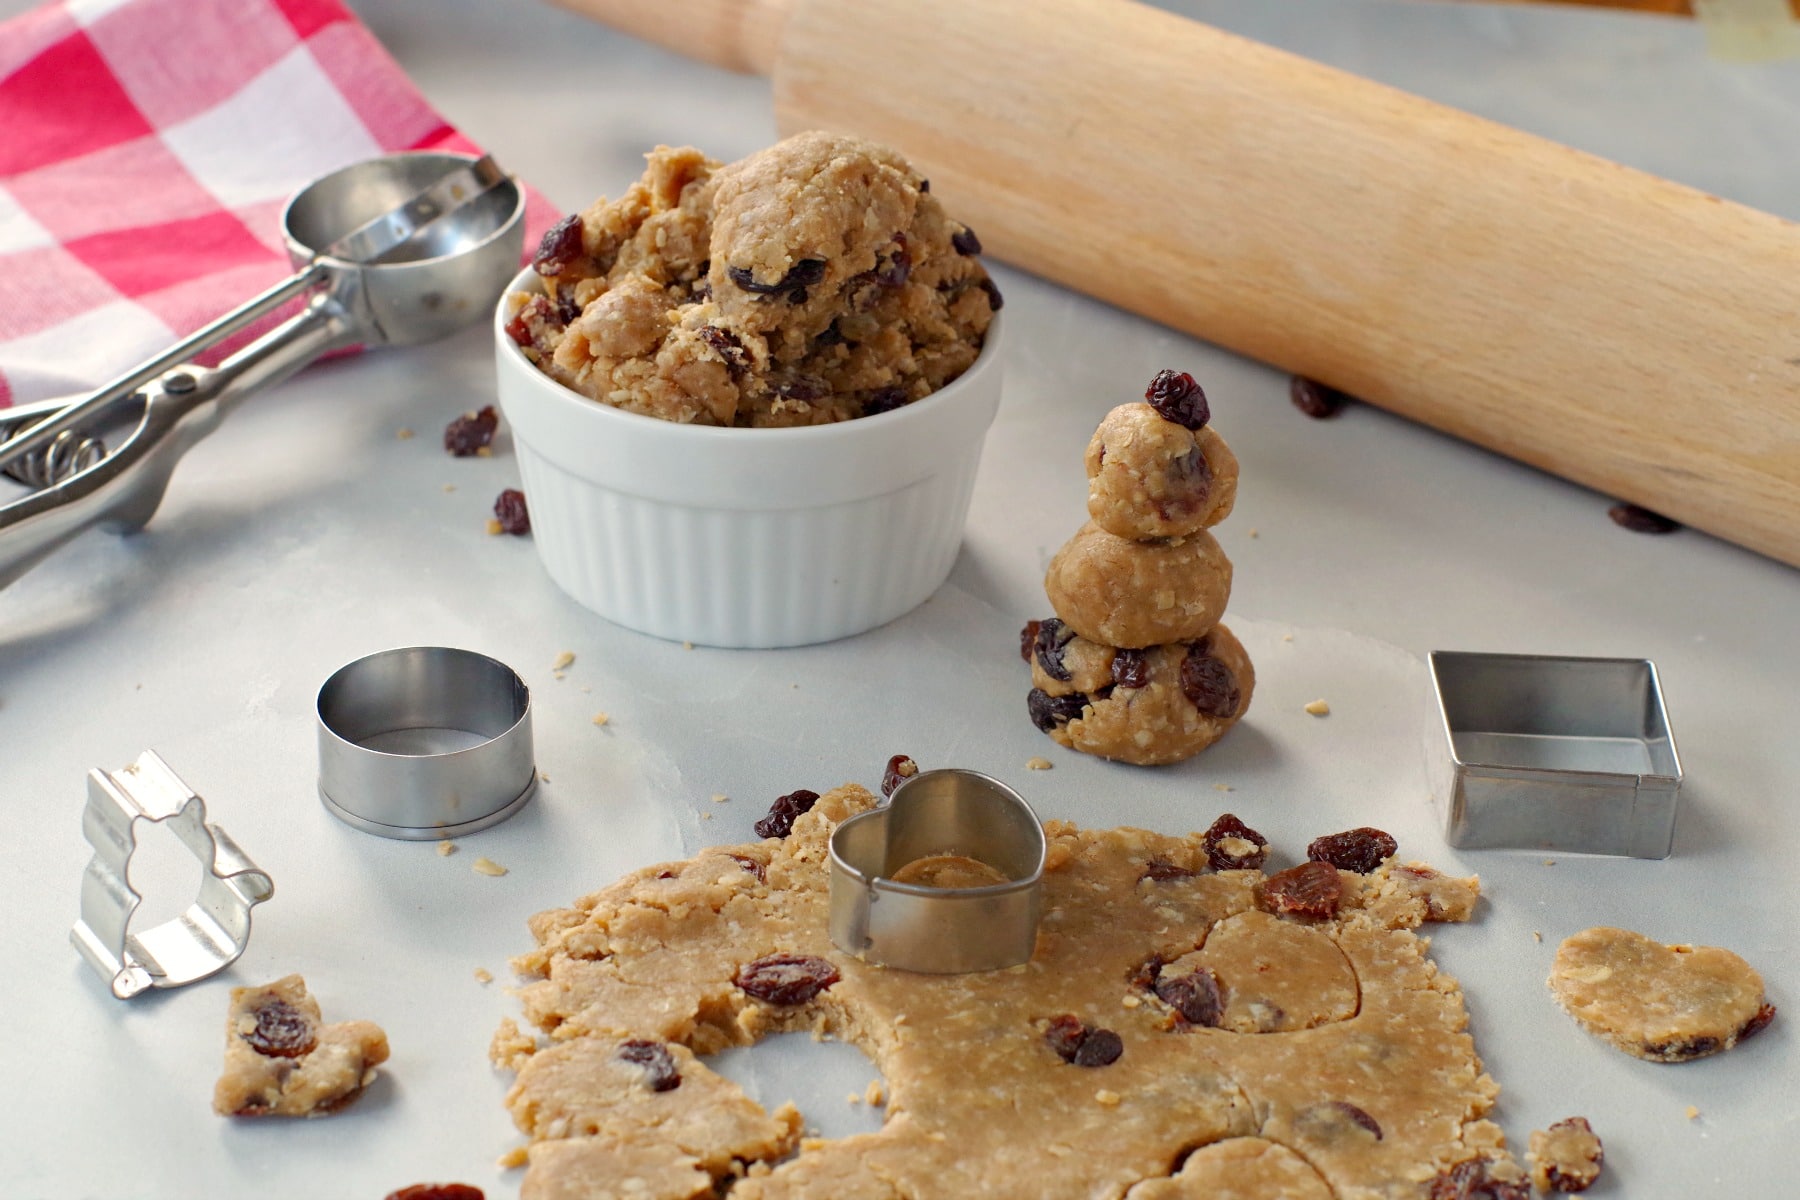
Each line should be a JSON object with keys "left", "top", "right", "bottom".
{"left": 1024, "top": 370, "right": 1253, "bottom": 766}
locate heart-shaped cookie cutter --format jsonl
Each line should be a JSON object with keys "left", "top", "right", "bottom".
{"left": 71, "top": 751, "right": 273, "bottom": 999}
{"left": 828, "top": 768, "right": 1045, "bottom": 974}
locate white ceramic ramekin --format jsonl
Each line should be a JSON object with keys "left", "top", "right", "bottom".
{"left": 492, "top": 268, "right": 1004, "bottom": 648}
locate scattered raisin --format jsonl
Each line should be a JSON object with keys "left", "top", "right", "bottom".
{"left": 1307, "top": 827, "right": 1398, "bottom": 874}
{"left": 727, "top": 853, "right": 766, "bottom": 883}
{"left": 493, "top": 488, "right": 530, "bottom": 535}
{"left": 384, "top": 1185, "right": 484, "bottom": 1200}
{"left": 532, "top": 214, "right": 585, "bottom": 276}
{"left": 1739, "top": 1002, "right": 1777, "bottom": 1041}
{"left": 735, "top": 953, "right": 839, "bottom": 1005}
{"left": 1202, "top": 813, "right": 1269, "bottom": 871}
{"left": 243, "top": 998, "right": 315, "bottom": 1059}
{"left": 1607, "top": 502, "right": 1678, "bottom": 534}
{"left": 952, "top": 227, "right": 983, "bottom": 256}
{"left": 1428, "top": 1157, "right": 1528, "bottom": 1200}
{"left": 1144, "top": 369, "right": 1210, "bottom": 430}
{"left": 1072, "top": 1027, "right": 1124, "bottom": 1067}
{"left": 863, "top": 386, "right": 909, "bottom": 417}
{"left": 979, "top": 277, "right": 1004, "bottom": 312}
{"left": 1027, "top": 689, "right": 1089, "bottom": 733}
{"left": 1044, "top": 1014, "right": 1088, "bottom": 1062}
{"left": 699, "top": 326, "right": 750, "bottom": 379}
{"left": 1180, "top": 647, "right": 1240, "bottom": 718}
{"left": 1261, "top": 861, "right": 1343, "bottom": 920}
{"left": 1111, "top": 648, "right": 1150, "bottom": 689}
{"left": 1033, "top": 617, "right": 1076, "bottom": 681}
{"left": 1155, "top": 968, "right": 1224, "bottom": 1027}
{"left": 617, "top": 1039, "right": 681, "bottom": 1092}
{"left": 882, "top": 754, "right": 919, "bottom": 798}
{"left": 1328, "top": 1100, "right": 1383, "bottom": 1140}
{"left": 728, "top": 258, "right": 826, "bottom": 296}
{"left": 754, "top": 789, "right": 819, "bottom": 839}
{"left": 1019, "top": 619, "right": 1043, "bottom": 663}
{"left": 1140, "top": 859, "right": 1198, "bottom": 883}
{"left": 1289, "top": 376, "right": 1351, "bottom": 419}
{"left": 444, "top": 405, "right": 499, "bottom": 456}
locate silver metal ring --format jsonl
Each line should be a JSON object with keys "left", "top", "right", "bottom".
{"left": 317, "top": 646, "right": 536, "bottom": 840}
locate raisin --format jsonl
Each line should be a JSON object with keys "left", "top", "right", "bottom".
{"left": 1607, "top": 502, "right": 1678, "bottom": 534}
{"left": 1289, "top": 376, "right": 1351, "bottom": 419}
{"left": 978, "top": 277, "right": 1004, "bottom": 312}
{"left": 243, "top": 998, "right": 315, "bottom": 1059}
{"left": 504, "top": 295, "right": 553, "bottom": 348}
{"left": 1033, "top": 617, "right": 1076, "bottom": 681}
{"left": 1140, "top": 858, "right": 1198, "bottom": 883}
{"left": 1202, "top": 813, "right": 1269, "bottom": 871}
{"left": 879, "top": 234, "right": 911, "bottom": 287}
{"left": 1027, "top": 689, "right": 1089, "bottom": 733}
{"left": 493, "top": 488, "right": 530, "bottom": 535}
{"left": 1019, "top": 619, "right": 1043, "bottom": 663}
{"left": 754, "top": 789, "right": 819, "bottom": 839}
{"left": 786, "top": 288, "right": 809, "bottom": 305}
{"left": 1072, "top": 1027, "right": 1124, "bottom": 1067}
{"left": 1144, "top": 369, "right": 1210, "bottom": 430}
{"left": 1180, "top": 647, "right": 1240, "bottom": 718}
{"left": 384, "top": 1186, "right": 485, "bottom": 1200}
{"left": 617, "top": 1039, "right": 682, "bottom": 1092}
{"left": 1261, "top": 861, "right": 1343, "bottom": 920}
{"left": 1428, "top": 1157, "right": 1529, "bottom": 1200}
{"left": 952, "top": 227, "right": 983, "bottom": 256}
{"left": 918, "top": 178, "right": 930, "bottom": 193}
{"left": 736, "top": 953, "right": 839, "bottom": 1005}
{"left": 699, "top": 326, "right": 750, "bottom": 379}
{"left": 532, "top": 214, "right": 585, "bottom": 276}
{"left": 1044, "top": 1014, "right": 1088, "bottom": 1062}
{"left": 1307, "top": 827, "right": 1398, "bottom": 874}
{"left": 882, "top": 754, "right": 919, "bottom": 798}
{"left": 816, "top": 321, "right": 845, "bottom": 348}
{"left": 1111, "top": 648, "right": 1150, "bottom": 689}
{"left": 555, "top": 289, "right": 581, "bottom": 325}
{"left": 1642, "top": 1034, "right": 1721, "bottom": 1061}
{"left": 775, "top": 374, "right": 828, "bottom": 403}
{"left": 444, "top": 405, "right": 499, "bottom": 456}
{"left": 728, "top": 258, "right": 826, "bottom": 296}
{"left": 1329, "top": 1100, "right": 1383, "bottom": 1140}
{"left": 863, "top": 386, "right": 909, "bottom": 417}
{"left": 1155, "top": 968, "right": 1224, "bottom": 1027}
{"left": 727, "top": 853, "right": 766, "bottom": 883}
{"left": 1739, "top": 1002, "right": 1777, "bottom": 1041}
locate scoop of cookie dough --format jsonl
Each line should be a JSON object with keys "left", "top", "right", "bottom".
{"left": 212, "top": 974, "right": 389, "bottom": 1117}
{"left": 1044, "top": 522, "right": 1232, "bottom": 649}
{"left": 1086, "top": 403, "right": 1239, "bottom": 540}
{"left": 516, "top": 133, "right": 997, "bottom": 427}
{"left": 1549, "top": 926, "right": 1776, "bottom": 1062}
{"left": 1028, "top": 624, "right": 1254, "bottom": 766}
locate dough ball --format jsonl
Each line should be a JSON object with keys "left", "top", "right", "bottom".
{"left": 1045, "top": 522, "right": 1232, "bottom": 649}
{"left": 1086, "top": 403, "right": 1238, "bottom": 539}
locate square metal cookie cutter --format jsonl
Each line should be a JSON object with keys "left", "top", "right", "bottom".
{"left": 828, "top": 769, "right": 1045, "bottom": 974}
{"left": 72, "top": 751, "right": 273, "bottom": 999}
{"left": 1429, "top": 651, "right": 1683, "bottom": 858}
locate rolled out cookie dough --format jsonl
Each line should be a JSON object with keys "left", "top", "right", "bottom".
{"left": 1029, "top": 624, "right": 1254, "bottom": 766}
{"left": 499, "top": 783, "right": 1513, "bottom": 1199}
{"left": 1086, "top": 403, "right": 1239, "bottom": 541}
{"left": 1549, "top": 926, "right": 1775, "bottom": 1062}
{"left": 1044, "top": 522, "right": 1232, "bottom": 649}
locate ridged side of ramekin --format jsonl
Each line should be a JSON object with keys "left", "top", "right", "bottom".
{"left": 495, "top": 268, "right": 1003, "bottom": 648}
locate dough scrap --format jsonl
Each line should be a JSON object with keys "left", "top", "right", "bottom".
{"left": 1548, "top": 926, "right": 1775, "bottom": 1062}
{"left": 1527, "top": 1117, "right": 1604, "bottom": 1193}
{"left": 499, "top": 783, "right": 1511, "bottom": 1197}
{"left": 212, "top": 974, "right": 388, "bottom": 1117}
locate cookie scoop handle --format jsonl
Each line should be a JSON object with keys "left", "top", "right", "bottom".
{"left": 559, "top": 0, "right": 1800, "bottom": 569}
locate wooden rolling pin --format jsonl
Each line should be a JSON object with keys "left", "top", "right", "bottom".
{"left": 555, "top": 0, "right": 1800, "bottom": 568}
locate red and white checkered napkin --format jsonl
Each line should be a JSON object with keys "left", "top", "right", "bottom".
{"left": 0, "top": 0, "right": 558, "bottom": 409}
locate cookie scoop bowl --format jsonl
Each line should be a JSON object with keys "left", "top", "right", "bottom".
{"left": 493, "top": 269, "right": 1005, "bottom": 648}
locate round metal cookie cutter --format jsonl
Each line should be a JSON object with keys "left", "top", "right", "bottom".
{"left": 317, "top": 647, "right": 536, "bottom": 840}
{"left": 828, "top": 768, "right": 1046, "bottom": 974}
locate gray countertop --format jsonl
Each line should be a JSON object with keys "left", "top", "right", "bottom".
{"left": 2, "top": 1, "right": 1794, "bottom": 1195}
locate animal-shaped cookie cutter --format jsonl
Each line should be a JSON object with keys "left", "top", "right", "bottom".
{"left": 828, "top": 768, "right": 1045, "bottom": 973}
{"left": 71, "top": 751, "right": 273, "bottom": 999}
{"left": 1430, "top": 651, "right": 1683, "bottom": 858}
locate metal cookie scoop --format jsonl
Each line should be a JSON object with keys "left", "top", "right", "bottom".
{"left": 829, "top": 769, "right": 1046, "bottom": 974}
{"left": 0, "top": 151, "right": 525, "bottom": 590}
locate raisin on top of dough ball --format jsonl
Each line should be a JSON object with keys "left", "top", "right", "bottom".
{"left": 1145, "top": 369, "right": 1210, "bottom": 430}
